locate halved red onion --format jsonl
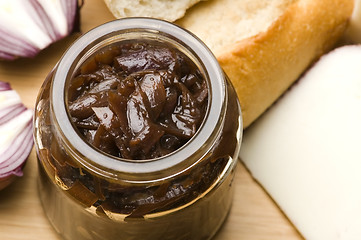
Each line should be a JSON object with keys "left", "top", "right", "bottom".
{"left": 0, "top": 82, "right": 33, "bottom": 190}
{"left": 0, "top": 0, "right": 81, "bottom": 60}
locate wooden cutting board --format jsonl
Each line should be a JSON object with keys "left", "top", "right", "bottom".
{"left": 0, "top": 1, "right": 303, "bottom": 239}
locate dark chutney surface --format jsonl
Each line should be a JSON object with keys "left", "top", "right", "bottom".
{"left": 67, "top": 40, "right": 208, "bottom": 160}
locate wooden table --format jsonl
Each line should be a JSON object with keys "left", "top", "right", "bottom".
{"left": 0, "top": 1, "right": 303, "bottom": 239}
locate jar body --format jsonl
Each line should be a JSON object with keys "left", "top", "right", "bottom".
{"left": 34, "top": 19, "right": 242, "bottom": 240}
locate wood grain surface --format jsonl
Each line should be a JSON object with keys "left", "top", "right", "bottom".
{"left": 0, "top": 1, "right": 303, "bottom": 239}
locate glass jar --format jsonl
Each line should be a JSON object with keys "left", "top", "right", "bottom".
{"left": 34, "top": 18, "right": 242, "bottom": 240}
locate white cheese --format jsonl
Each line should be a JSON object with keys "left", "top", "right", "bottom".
{"left": 240, "top": 45, "right": 361, "bottom": 240}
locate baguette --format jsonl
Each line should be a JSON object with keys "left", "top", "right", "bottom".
{"left": 177, "top": 0, "right": 353, "bottom": 128}
{"left": 104, "top": 0, "right": 353, "bottom": 128}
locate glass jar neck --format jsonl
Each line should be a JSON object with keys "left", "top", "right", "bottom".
{"left": 50, "top": 18, "right": 227, "bottom": 183}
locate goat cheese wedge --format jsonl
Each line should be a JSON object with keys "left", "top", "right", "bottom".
{"left": 241, "top": 45, "right": 361, "bottom": 240}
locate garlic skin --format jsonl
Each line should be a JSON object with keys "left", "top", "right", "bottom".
{"left": 0, "top": 0, "right": 80, "bottom": 60}
{"left": 0, "top": 82, "right": 33, "bottom": 190}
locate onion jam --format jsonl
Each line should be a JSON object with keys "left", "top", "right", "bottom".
{"left": 68, "top": 40, "right": 208, "bottom": 160}
{"left": 34, "top": 19, "right": 242, "bottom": 240}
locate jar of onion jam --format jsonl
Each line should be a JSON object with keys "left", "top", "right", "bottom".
{"left": 34, "top": 18, "right": 242, "bottom": 240}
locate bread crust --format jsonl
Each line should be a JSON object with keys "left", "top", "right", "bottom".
{"left": 103, "top": 0, "right": 205, "bottom": 22}
{"left": 183, "top": 0, "right": 354, "bottom": 128}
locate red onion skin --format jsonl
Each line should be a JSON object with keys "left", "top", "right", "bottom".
{"left": 0, "top": 82, "right": 33, "bottom": 191}
{"left": 0, "top": 123, "right": 32, "bottom": 191}
{"left": 0, "top": 162, "right": 29, "bottom": 192}
{"left": 0, "top": 0, "right": 82, "bottom": 61}
{"left": 0, "top": 161, "right": 26, "bottom": 190}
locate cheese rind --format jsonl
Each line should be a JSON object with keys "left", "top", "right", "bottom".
{"left": 241, "top": 45, "right": 361, "bottom": 240}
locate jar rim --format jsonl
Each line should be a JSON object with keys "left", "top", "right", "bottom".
{"left": 51, "top": 18, "right": 226, "bottom": 176}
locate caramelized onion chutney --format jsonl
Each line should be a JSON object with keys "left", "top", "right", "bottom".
{"left": 68, "top": 40, "right": 208, "bottom": 160}
{"left": 34, "top": 19, "right": 242, "bottom": 240}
